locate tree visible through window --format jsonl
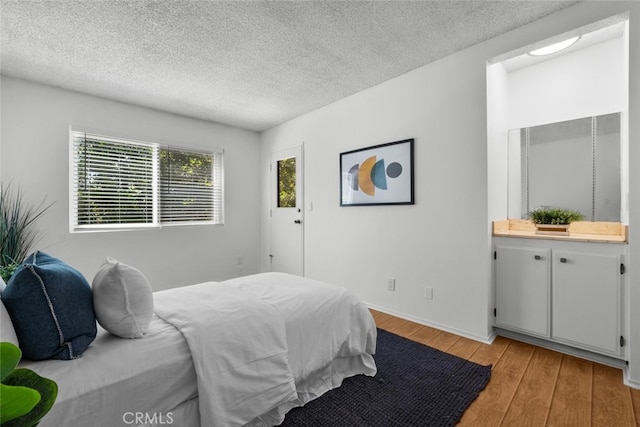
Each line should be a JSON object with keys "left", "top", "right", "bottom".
{"left": 70, "top": 130, "right": 223, "bottom": 231}
{"left": 75, "top": 138, "right": 155, "bottom": 225}
{"left": 160, "top": 148, "right": 215, "bottom": 223}
{"left": 277, "top": 157, "right": 296, "bottom": 208}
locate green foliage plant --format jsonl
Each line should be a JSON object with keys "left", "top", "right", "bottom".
{"left": 277, "top": 158, "right": 296, "bottom": 208}
{"left": 0, "top": 182, "right": 53, "bottom": 282}
{"left": 528, "top": 207, "right": 585, "bottom": 225}
{"left": 0, "top": 342, "right": 58, "bottom": 426}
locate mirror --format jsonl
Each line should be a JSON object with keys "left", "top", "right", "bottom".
{"left": 508, "top": 113, "right": 621, "bottom": 221}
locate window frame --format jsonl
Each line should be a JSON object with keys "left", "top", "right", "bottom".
{"left": 69, "top": 127, "right": 224, "bottom": 233}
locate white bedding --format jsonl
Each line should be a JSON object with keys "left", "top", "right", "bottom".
{"left": 154, "top": 272, "right": 377, "bottom": 426}
{"left": 21, "top": 314, "right": 197, "bottom": 427}
{"left": 154, "top": 281, "right": 299, "bottom": 427}
{"left": 222, "top": 272, "right": 377, "bottom": 402}
{"left": 21, "top": 272, "right": 377, "bottom": 427}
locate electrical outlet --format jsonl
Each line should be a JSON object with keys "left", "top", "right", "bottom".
{"left": 424, "top": 286, "right": 433, "bottom": 299}
{"left": 387, "top": 278, "right": 396, "bottom": 291}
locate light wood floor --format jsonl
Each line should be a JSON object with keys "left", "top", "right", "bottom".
{"left": 371, "top": 309, "right": 640, "bottom": 427}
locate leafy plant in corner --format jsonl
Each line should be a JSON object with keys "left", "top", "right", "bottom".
{"left": 0, "top": 342, "right": 58, "bottom": 426}
{"left": 0, "top": 182, "right": 53, "bottom": 282}
{"left": 528, "top": 207, "right": 585, "bottom": 225}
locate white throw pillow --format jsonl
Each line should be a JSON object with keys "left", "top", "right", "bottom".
{"left": 92, "top": 258, "right": 153, "bottom": 338}
{"left": 0, "top": 275, "right": 19, "bottom": 346}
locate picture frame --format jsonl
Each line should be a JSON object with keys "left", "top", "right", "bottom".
{"left": 340, "top": 138, "right": 414, "bottom": 206}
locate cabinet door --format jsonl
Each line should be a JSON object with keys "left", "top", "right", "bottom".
{"left": 495, "top": 246, "right": 551, "bottom": 338}
{"left": 552, "top": 251, "right": 622, "bottom": 356}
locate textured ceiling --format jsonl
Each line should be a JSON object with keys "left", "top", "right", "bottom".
{"left": 1, "top": 1, "right": 578, "bottom": 132}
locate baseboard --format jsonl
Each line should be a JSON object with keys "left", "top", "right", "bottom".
{"left": 366, "top": 303, "right": 495, "bottom": 345}
{"left": 623, "top": 367, "right": 640, "bottom": 390}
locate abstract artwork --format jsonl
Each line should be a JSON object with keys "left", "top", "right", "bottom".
{"left": 340, "top": 139, "right": 414, "bottom": 206}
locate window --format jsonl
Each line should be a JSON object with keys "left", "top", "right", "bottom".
{"left": 70, "top": 129, "right": 223, "bottom": 232}
{"left": 277, "top": 157, "right": 296, "bottom": 208}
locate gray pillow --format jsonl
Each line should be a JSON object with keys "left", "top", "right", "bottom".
{"left": 1, "top": 251, "right": 96, "bottom": 360}
{"left": 92, "top": 258, "right": 153, "bottom": 338}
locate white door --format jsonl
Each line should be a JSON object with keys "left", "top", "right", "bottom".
{"left": 270, "top": 146, "right": 303, "bottom": 275}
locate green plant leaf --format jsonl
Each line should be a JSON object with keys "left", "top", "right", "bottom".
{"left": 0, "top": 262, "right": 18, "bottom": 283}
{"left": 1, "top": 181, "right": 54, "bottom": 272}
{"left": 528, "top": 207, "right": 584, "bottom": 224}
{"left": 0, "top": 342, "right": 58, "bottom": 426}
{"left": 2, "top": 368, "right": 58, "bottom": 427}
{"left": 0, "top": 383, "right": 40, "bottom": 424}
{"left": 0, "top": 342, "right": 21, "bottom": 381}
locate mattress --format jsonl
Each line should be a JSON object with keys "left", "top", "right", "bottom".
{"left": 21, "top": 313, "right": 197, "bottom": 427}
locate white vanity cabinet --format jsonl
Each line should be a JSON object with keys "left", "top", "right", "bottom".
{"left": 495, "top": 246, "right": 551, "bottom": 338}
{"left": 552, "top": 250, "right": 623, "bottom": 356}
{"left": 494, "top": 237, "right": 627, "bottom": 360}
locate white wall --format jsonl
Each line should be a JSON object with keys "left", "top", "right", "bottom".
{"left": 0, "top": 76, "right": 261, "bottom": 290}
{"left": 487, "top": 63, "right": 510, "bottom": 223}
{"left": 508, "top": 37, "right": 627, "bottom": 129}
{"left": 261, "top": 38, "right": 493, "bottom": 341}
{"left": 260, "top": 2, "right": 640, "bottom": 350}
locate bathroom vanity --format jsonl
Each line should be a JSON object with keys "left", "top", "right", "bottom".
{"left": 493, "top": 220, "right": 628, "bottom": 363}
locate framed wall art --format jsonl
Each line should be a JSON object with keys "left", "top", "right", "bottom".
{"left": 340, "top": 138, "right": 414, "bottom": 206}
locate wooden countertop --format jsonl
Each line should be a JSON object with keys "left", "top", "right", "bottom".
{"left": 492, "top": 220, "right": 628, "bottom": 244}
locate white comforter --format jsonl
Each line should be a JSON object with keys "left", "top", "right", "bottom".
{"left": 154, "top": 281, "right": 298, "bottom": 426}
{"left": 21, "top": 314, "right": 197, "bottom": 427}
{"left": 154, "top": 272, "right": 377, "bottom": 427}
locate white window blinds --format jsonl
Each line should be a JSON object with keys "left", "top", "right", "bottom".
{"left": 159, "top": 146, "right": 224, "bottom": 224}
{"left": 70, "top": 129, "right": 223, "bottom": 232}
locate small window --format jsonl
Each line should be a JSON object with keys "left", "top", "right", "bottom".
{"left": 277, "top": 157, "right": 296, "bottom": 208}
{"left": 70, "top": 129, "right": 223, "bottom": 232}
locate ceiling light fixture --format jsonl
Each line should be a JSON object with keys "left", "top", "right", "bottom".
{"left": 529, "top": 36, "right": 581, "bottom": 56}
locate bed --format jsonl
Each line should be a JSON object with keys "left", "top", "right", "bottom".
{"left": 13, "top": 272, "right": 378, "bottom": 427}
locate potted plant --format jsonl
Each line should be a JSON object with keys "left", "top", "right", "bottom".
{"left": 528, "top": 207, "right": 585, "bottom": 235}
{"left": 1, "top": 342, "right": 58, "bottom": 426}
{"left": 0, "top": 182, "right": 53, "bottom": 282}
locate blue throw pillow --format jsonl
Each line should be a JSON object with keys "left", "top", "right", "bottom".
{"left": 1, "top": 251, "right": 97, "bottom": 360}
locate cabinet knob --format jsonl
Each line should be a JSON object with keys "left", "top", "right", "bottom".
{"left": 560, "top": 257, "right": 568, "bottom": 263}
{"left": 534, "top": 255, "right": 542, "bottom": 260}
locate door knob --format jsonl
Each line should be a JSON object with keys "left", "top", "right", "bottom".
{"left": 294, "top": 219, "right": 301, "bottom": 224}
